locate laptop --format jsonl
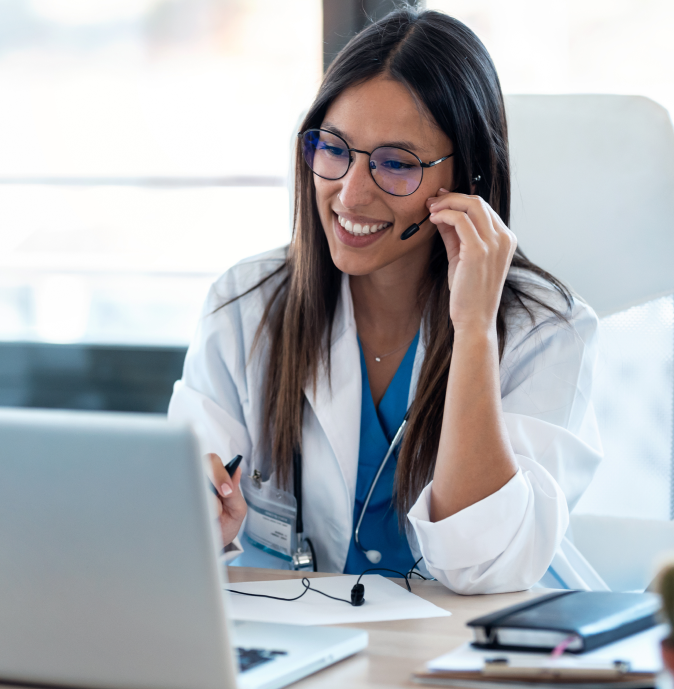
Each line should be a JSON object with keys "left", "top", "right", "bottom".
{"left": 0, "top": 408, "right": 367, "bottom": 689}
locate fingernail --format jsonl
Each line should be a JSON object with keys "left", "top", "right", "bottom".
{"left": 220, "top": 484, "right": 232, "bottom": 497}
{"left": 439, "top": 187, "right": 449, "bottom": 193}
{"left": 430, "top": 202, "right": 436, "bottom": 207}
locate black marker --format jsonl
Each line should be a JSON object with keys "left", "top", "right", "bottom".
{"left": 208, "top": 454, "right": 243, "bottom": 497}
{"left": 224, "top": 454, "right": 243, "bottom": 477}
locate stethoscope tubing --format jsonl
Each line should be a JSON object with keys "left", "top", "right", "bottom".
{"left": 292, "top": 409, "right": 410, "bottom": 569}
{"left": 354, "top": 413, "right": 409, "bottom": 554}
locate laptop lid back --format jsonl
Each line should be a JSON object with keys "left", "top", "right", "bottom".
{"left": 0, "top": 408, "right": 236, "bottom": 689}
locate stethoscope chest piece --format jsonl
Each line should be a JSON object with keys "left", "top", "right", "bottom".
{"left": 291, "top": 537, "right": 315, "bottom": 571}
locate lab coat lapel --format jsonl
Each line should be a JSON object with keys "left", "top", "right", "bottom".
{"left": 303, "top": 274, "right": 361, "bottom": 502}
{"left": 408, "top": 317, "right": 428, "bottom": 408}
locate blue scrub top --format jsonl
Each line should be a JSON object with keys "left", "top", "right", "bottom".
{"left": 343, "top": 331, "right": 419, "bottom": 577}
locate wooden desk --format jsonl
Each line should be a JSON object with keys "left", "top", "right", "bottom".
{"left": 228, "top": 567, "right": 551, "bottom": 689}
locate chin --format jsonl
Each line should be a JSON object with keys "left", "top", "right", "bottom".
{"left": 328, "top": 247, "right": 383, "bottom": 277}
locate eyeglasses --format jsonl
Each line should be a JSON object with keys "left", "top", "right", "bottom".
{"left": 299, "top": 128, "right": 453, "bottom": 197}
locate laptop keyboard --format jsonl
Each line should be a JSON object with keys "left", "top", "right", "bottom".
{"left": 236, "top": 647, "right": 288, "bottom": 673}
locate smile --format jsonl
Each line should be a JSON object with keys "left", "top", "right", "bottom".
{"left": 336, "top": 214, "right": 392, "bottom": 236}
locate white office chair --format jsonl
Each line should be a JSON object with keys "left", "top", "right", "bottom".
{"left": 506, "top": 94, "right": 674, "bottom": 590}
{"left": 568, "top": 513, "right": 674, "bottom": 592}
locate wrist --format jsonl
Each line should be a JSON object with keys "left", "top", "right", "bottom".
{"left": 452, "top": 322, "right": 498, "bottom": 344}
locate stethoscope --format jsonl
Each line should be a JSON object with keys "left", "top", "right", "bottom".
{"left": 291, "top": 410, "right": 410, "bottom": 571}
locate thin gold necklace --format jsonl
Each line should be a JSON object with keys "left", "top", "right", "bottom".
{"left": 359, "top": 332, "right": 418, "bottom": 363}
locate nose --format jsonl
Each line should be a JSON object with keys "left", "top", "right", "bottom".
{"left": 337, "top": 151, "right": 378, "bottom": 209}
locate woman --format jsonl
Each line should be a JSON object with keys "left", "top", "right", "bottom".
{"left": 168, "top": 8, "right": 605, "bottom": 593}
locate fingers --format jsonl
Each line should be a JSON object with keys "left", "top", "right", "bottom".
{"left": 217, "top": 466, "right": 247, "bottom": 545}
{"left": 219, "top": 466, "right": 246, "bottom": 514}
{"left": 207, "top": 452, "right": 235, "bottom": 498}
{"left": 205, "top": 453, "right": 228, "bottom": 516}
{"left": 429, "top": 193, "right": 497, "bottom": 239}
{"left": 425, "top": 186, "right": 451, "bottom": 209}
{"left": 205, "top": 454, "right": 246, "bottom": 515}
{"left": 426, "top": 191, "right": 516, "bottom": 251}
{"left": 221, "top": 465, "right": 244, "bottom": 503}
{"left": 430, "top": 206, "right": 484, "bottom": 252}
{"left": 205, "top": 453, "right": 248, "bottom": 546}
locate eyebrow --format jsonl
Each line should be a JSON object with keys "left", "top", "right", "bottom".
{"left": 321, "top": 122, "right": 430, "bottom": 155}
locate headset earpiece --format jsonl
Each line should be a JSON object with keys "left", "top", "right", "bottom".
{"left": 350, "top": 583, "right": 365, "bottom": 606}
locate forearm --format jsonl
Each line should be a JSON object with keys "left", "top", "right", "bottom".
{"left": 430, "top": 326, "right": 518, "bottom": 522}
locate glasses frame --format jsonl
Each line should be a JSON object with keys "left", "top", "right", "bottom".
{"left": 298, "top": 128, "right": 454, "bottom": 197}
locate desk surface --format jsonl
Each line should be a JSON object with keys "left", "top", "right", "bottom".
{"left": 227, "top": 567, "right": 551, "bottom": 689}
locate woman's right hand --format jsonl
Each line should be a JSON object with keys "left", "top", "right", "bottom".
{"left": 205, "top": 453, "right": 247, "bottom": 546}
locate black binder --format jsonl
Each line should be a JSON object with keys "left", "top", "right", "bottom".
{"left": 467, "top": 591, "right": 661, "bottom": 653}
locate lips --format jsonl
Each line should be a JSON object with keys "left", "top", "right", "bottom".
{"left": 332, "top": 212, "right": 391, "bottom": 248}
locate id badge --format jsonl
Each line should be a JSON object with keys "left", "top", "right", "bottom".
{"left": 241, "top": 471, "right": 297, "bottom": 562}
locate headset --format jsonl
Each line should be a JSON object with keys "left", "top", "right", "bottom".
{"left": 289, "top": 206, "right": 438, "bottom": 571}
{"left": 224, "top": 183, "right": 492, "bottom": 602}
{"left": 231, "top": 205, "right": 458, "bottom": 590}
{"left": 226, "top": 556, "right": 426, "bottom": 607}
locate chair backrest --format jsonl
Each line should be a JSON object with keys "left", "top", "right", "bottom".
{"left": 506, "top": 94, "right": 674, "bottom": 317}
{"left": 569, "top": 513, "right": 674, "bottom": 592}
{"left": 506, "top": 95, "right": 674, "bottom": 526}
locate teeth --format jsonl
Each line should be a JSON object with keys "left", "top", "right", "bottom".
{"left": 337, "top": 214, "right": 390, "bottom": 236}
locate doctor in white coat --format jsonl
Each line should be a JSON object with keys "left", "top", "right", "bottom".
{"left": 169, "top": 8, "right": 606, "bottom": 594}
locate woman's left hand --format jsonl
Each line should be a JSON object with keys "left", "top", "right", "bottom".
{"left": 426, "top": 189, "right": 517, "bottom": 334}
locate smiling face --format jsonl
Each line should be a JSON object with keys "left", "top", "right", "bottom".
{"left": 314, "top": 76, "right": 455, "bottom": 277}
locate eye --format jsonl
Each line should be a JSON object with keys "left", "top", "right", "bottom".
{"left": 372, "top": 147, "right": 420, "bottom": 174}
{"left": 317, "top": 142, "right": 347, "bottom": 157}
{"left": 381, "top": 159, "right": 415, "bottom": 171}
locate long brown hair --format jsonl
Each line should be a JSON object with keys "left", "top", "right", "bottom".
{"left": 223, "top": 8, "right": 571, "bottom": 516}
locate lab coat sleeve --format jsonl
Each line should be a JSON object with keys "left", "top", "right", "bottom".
{"left": 168, "top": 282, "right": 254, "bottom": 465}
{"left": 407, "top": 293, "right": 603, "bottom": 594}
{"left": 168, "top": 280, "right": 258, "bottom": 555}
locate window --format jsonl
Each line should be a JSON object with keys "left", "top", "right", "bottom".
{"left": 426, "top": 0, "right": 674, "bottom": 114}
{"left": 0, "top": 0, "right": 322, "bottom": 344}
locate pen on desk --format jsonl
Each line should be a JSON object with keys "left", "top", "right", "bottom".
{"left": 208, "top": 455, "right": 243, "bottom": 497}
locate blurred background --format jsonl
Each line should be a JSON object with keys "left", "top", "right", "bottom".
{"left": 0, "top": 0, "right": 672, "bottom": 522}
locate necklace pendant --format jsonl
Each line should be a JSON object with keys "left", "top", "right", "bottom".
{"left": 375, "top": 356, "right": 381, "bottom": 362}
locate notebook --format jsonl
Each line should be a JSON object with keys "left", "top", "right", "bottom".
{"left": 467, "top": 591, "right": 661, "bottom": 653}
{"left": 413, "top": 624, "right": 666, "bottom": 687}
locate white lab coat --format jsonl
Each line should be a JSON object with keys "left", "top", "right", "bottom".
{"left": 168, "top": 246, "right": 607, "bottom": 594}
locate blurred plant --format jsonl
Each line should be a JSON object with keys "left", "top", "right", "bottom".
{"left": 660, "top": 564, "right": 674, "bottom": 675}
{"left": 662, "top": 564, "right": 674, "bottom": 644}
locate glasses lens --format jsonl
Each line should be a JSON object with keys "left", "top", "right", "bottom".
{"left": 301, "top": 129, "right": 350, "bottom": 180}
{"left": 370, "top": 147, "right": 423, "bottom": 196}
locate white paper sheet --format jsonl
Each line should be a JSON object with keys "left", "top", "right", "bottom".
{"left": 224, "top": 574, "right": 452, "bottom": 625}
{"left": 427, "top": 625, "right": 667, "bottom": 673}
